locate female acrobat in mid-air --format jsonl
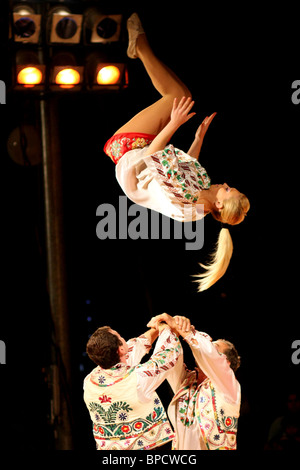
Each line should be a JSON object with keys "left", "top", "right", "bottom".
{"left": 103, "top": 13, "right": 250, "bottom": 292}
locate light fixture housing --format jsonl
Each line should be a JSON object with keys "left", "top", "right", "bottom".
{"left": 12, "top": 5, "right": 41, "bottom": 44}
{"left": 84, "top": 9, "right": 122, "bottom": 44}
{"left": 49, "top": 52, "right": 84, "bottom": 91}
{"left": 49, "top": 7, "right": 83, "bottom": 44}
{"left": 14, "top": 50, "right": 45, "bottom": 90}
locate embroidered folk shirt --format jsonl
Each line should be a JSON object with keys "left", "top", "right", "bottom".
{"left": 116, "top": 144, "right": 210, "bottom": 222}
{"left": 167, "top": 331, "right": 241, "bottom": 450}
{"left": 83, "top": 328, "right": 182, "bottom": 450}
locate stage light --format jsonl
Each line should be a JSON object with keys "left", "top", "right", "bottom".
{"left": 94, "top": 63, "right": 127, "bottom": 89}
{"left": 86, "top": 51, "right": 128, "bottom": 90}
{"left": 52, "top": 66, "right": 83, "bottom": 90}
{"left": 89, "top": 61, "right": 127, "bottom": 90}
{"left": 97, "top": 65, "right": 121, "bottom": 85}
{"left": 14, "top": 50, "right": 45, "bottom": 90}
{"left": 84, "top": 9, "right": 122, "bottom": 44}
{"left": 49, "top": 7, "right": 83, "bottom": 44}
{"left": 55, "top": 68, "right": 81, "bottom": 87}
{"left": 12, "top": 5, "right": 41, "bottom": 43}
{"left": 50, "top": 52, "right": 84, "bottom": 91}
{"left": 17, "top": 66, "right": 43, "bottom": 86}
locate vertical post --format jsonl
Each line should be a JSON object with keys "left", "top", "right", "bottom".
{"left": 40, "top": 96, "right": 73, "bottom": 449}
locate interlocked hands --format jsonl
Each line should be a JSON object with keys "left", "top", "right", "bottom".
{"left": 147, "top": 312, "right": 194, "bottom": 337}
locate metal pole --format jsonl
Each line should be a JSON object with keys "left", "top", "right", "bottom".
{"left": 40, "top": 96, "right": 73, "bottom": 450}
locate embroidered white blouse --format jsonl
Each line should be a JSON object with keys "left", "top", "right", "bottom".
{"left": 116, "top": 144, "right": 210, "bottom": 222}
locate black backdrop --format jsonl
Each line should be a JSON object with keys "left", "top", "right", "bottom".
{"left": 1, "top": 0, "right": 299, "bottom": 454}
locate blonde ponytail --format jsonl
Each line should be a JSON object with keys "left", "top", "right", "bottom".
{"left": 194, "top": 228, "right": 233, "bottom": 292}
{"left": 194, "top": 192, "right": 250, "bottom": 292}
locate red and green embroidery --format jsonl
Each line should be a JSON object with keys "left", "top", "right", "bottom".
{"left": 178, "top": 384, "right": 198, "bottom": 427}
{"left": 149, "top": 145, "right": 211, "bottom": 205}
{"left": 90, "top": 399, "right": 166, "bottom": 439}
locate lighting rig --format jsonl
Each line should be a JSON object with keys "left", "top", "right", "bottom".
{"left": 6, "top": 1, "right": 131, "bottom": 449}
{"left": 9, "top": 1, "right": 129, "bottom": 93}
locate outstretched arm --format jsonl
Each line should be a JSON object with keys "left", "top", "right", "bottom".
{"left": 141, "top": 326, "right": 160, "bottom": 344}
{"left": 181, "top": 329, "right": 240, "bottom": 402}
{"left": 147, "top": 313, "right": 193, "bottom": 394}
{"left": 143, "top": 97, "right": 196, "bottom": 157}
{"left": 126, "top": 322, "right": 170, "bottom": 368}
{"left": 135, "top": 325, "right": 183, "bottom": 401}
{"left": 187, "top": 112, "right": 217, "bottom": 160}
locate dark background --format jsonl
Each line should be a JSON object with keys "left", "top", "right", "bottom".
{"left": 0, "top": 0, "right": 299, "bottom": 454}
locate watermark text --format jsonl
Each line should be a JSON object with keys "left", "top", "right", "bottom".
{"left": 96, "top": 196, "right": 204, "bottom": 251}
{"left": 291, "top": 340, "right": 300, "bottom": 365}
{"left": 0, "top": 80, "right": 5, "bottom": 104}
{"left": 291, "top": 80, "right": 300, "bottom": 104}
{"left": 0, "top": 340, "right": 6, "bottom": 364}
{"left": 100, "top": 454, "right": 197, "bottom": 466}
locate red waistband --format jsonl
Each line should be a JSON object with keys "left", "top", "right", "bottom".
{"left": 103, "top": 132, "right": 157, "bottom": 164}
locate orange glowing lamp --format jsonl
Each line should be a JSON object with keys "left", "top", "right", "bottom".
{"left": 17, "top": 66, "right": 43, "bottom": 87}
{"left": 55, "top": 68, "right": 81, "bottom": 88}
{"left": 97, "top": 65, "right": 121, "bottom": 85}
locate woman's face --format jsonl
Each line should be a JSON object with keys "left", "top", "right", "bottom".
{"left": 216, "top": 183, "right": 241, "bottom": 206}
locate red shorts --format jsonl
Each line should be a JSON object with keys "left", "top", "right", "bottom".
{"left": 103, "top": 132, "right": 157, "bottom": 164}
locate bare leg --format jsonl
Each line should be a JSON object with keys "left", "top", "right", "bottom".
{"left": 114, "top": 34, "right": 192, "bottom": 135}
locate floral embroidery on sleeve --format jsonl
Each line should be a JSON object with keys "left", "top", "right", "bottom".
{"left": 144, "top": 145, "right": 211, "bottom": 204}
{"left": 136, "top": 330, "right": 182, "bottom": 378}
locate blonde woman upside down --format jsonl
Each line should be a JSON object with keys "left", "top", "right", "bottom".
{"left": 103, "top": 13, "right": 250, "bottom": 291}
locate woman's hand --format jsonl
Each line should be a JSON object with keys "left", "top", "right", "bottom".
{"left": 194, "top": 112, "right": 217, "bottom": 141}
{"left": 144, "top": 97, "right": 195, "bottom": 157}
{"left": 187, "top": 112, "right": 217, "bottom": 160}
{"left": 170, "top": 96, "right": 196, "bottom": 128}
